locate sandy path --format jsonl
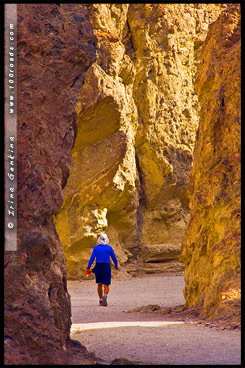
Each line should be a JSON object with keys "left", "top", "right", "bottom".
{"left": 68, "top": 275, "right": 241, "bottom": 365}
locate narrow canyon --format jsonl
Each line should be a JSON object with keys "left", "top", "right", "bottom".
{"left": 4, "top": 4, "right": 240, "bottom": 365}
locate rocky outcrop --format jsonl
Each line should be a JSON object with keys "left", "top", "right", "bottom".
{"left": 180, "top": 5, "right": 241, "bottom": 324}
{"left": 55, "top": 4, "right": 226, "bottom": 278}
{"left": 4, "top": 4, "right": 97, "bottom": 365}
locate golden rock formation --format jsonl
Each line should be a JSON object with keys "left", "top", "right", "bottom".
{"left": 55, "top": 4, "right": 226, "bottom": 278}
{"left": 180, "top": 4, "right": 241, "bottom": 324}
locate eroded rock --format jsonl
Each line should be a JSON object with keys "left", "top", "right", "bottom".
{"left": 5, "top": 4, "right": 97, "bottom": 365}
{"left": 55, "top": 4, "right": 226, "bottom": 278}
{"left": 180, "top": 4, "right": 241, "bottom": 324}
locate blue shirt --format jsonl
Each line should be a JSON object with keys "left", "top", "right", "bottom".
{"left": 87, "top": 244, "right": 118, "bottom": 269}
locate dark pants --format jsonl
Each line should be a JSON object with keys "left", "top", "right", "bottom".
{"left": 94, "top": 263, "right": 111, "bottom": 285}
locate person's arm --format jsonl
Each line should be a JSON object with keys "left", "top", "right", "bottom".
{"left": 110, "top": 247, "right": 118, "bottom": 269}
{"left": 87, "top": 248, "right": 96, "bottom": 270}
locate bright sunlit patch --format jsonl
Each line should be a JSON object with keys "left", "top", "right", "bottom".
{"left": 71, "top": 321, "right": 184, "bottom": 333}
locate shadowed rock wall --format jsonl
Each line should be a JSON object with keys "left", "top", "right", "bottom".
{"left": 180, "top": 4, "right": 241, "bottom": 324}
{"left": 4, "top": 4, "right": 97, "bottom": 365}
{"left": 55, "top": 4, "right": 226, "bottom": 278}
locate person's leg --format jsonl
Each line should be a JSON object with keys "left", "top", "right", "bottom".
{"left": 104, "top": 284, "right": 109, "bottom": 295}
{"left": 101, "top": 265, "right": 111, "bottom": 306}
{"left": 97, "top": 283, "right": 103, "bottom": 299}
{"left": 101, "top": 284, "right": 109, "bottom": 306}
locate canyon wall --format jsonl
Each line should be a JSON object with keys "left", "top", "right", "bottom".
{"left": 55, "top": 4, "right": 226, "bottom": 278}
{"left": 5, "top": 4, "right": 97, "bottom": 365}
{"left": 180, "top": 4, "right": 241, "bottom": 325}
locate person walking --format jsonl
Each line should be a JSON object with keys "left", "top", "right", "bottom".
{"left": 86, "top": 233, "right": 118, "bottom": 306}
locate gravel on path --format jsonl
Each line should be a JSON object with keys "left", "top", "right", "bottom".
{"left": 68, "top": 275, "right": 241, "bottom": 365}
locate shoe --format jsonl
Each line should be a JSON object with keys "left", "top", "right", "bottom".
{"left": 99, "top": 299, "right": 103, "bottom": 306}
{"left": 102, "top": 294, "right": 107, "bottom": 306}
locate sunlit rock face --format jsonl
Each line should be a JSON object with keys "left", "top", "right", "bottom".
{"left": 180, "top": 4, "right": 241, "bottom": 324}
{"left": 4, "top": 4, "right": 96, "bottom": 365}
{"left": 55, "top": 4, "right": 226, "bottom": 278}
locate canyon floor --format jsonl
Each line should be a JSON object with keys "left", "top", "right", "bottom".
{"left": 68, "top": 274, "right": 241, "bottom": 365}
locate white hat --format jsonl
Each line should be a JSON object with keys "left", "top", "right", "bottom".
{"left": 97, "top": 233, "right": 109, "bottom": 245}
